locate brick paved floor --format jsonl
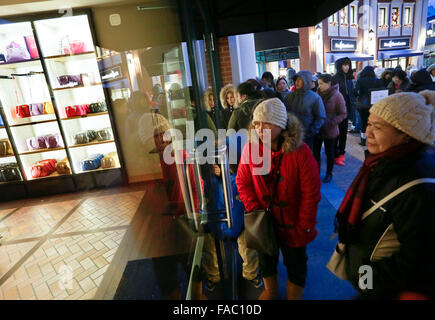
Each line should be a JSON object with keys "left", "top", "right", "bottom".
{"left": 0, "top": 190, "right": 145, "bottom": 300}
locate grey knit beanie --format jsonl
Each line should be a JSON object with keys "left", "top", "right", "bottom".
{"left": 252, "top": 98, "right": 288, "bottom": 129}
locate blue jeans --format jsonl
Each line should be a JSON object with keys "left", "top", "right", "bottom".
{"left": 352, "top": 109, "right": 361, "bottom": 132}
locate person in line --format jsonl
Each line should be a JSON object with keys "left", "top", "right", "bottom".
{"left": 409, "top": 69, "right": 435, "bottom": 93}
{"left": 261, "top": 72, "right": 276, "bottom": 90}
{"left": 227, "top": 81, "right": 262, "bottom": 132}
{"left": 427, "top": 63, "right": 435, "bottom": 82}
{"left": 275, "top": 77, "right": 290, "bottom": 102}
{"left": 387, "top": 69, "right": 411, "bottom": 95}
{"left": 284, "top": 70, "right": 326, "bottom": 150}
{"left": 380, "top": 68, "right": 394, "bottom": 88}
{"left": 219, "top": 84, "right": 238, "bottom": 129}
{"left": 332, "top": 57, "right": 355, "bottom": 166}
{"left": 311, "top": 74, "right": 319, "bottom": 93}
{"left": 333, "top": 90, "right": 435, "bottom": 299}
{"left": 314, "top": 74, "right": 347, "bottom": 183}
{"left": 355, "top": 66, "right": 385, "bottom": 146}
{"left": 203, "top": 87, "right": 221, "bottom": 127}
{"left": 286, "top": 67, "right": 296, "bottom": 90}
{"left": 236, "top": 98, "right": 321, "bottom": 300}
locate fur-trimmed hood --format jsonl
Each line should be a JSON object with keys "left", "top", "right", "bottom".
{"left": 203, "top": 87, "right": 214, "bottom": 111}
{"left": 219, "top": 84, "right": 238, "bottom": 109}
{"left": 249, "top": 112, "right": 304, "bottom": 153}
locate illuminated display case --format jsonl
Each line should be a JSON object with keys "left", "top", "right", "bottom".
{"left": 0, "top": 13, "right": 125, "bottom": 200}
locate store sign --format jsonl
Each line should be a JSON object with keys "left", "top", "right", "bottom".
{"left": 379, "top": 38, "right": 411, "bottom": 50}
{"left": 331, "top": 39, "right": 357, "bottom": 51}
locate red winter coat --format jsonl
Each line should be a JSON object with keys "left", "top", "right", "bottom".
{"left": 236, "top": 121, "right": 321, "bottom": 247}
{"left": 317, "top": 84, "right": 347, "bottom": 139}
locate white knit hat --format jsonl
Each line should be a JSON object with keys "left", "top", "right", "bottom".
{"left": 252, "top": 98, "right": 288, "bottom": 129}
{"left": 369, "top": 90, "right": 435, "bottom": 145}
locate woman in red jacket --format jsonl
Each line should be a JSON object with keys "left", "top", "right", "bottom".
{"left": 236, "top": 98, "right": 321, "bottom": 300}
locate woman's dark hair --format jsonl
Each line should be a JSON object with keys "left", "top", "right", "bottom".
{"left": 275, "top": 77, "right": 288, "bottom": 87}
{"left": 393, "top": 70, "right": 407, "bottom": 81}
{"left": 318, "top": 73, "right": 332, "bottom": 84}
{"left": 261, "top": 71, "right": 274, "bottom": 82}
{"left": 237, "top": 80, "right": 262, "bottom": 99}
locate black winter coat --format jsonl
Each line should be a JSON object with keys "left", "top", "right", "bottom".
{"left": 332, "top": 57, "right": 355, "bottom": 115}
{"left": 227, "top": 99, "right": 259, "bottom": 131}
{"left": 355, "top": 67, "right": 385, "bottom": 108}
{"left": 341, "top": 145, "right": 435, "bottom": 299}
{"left": 410, "top": 69, "right": 435, "bottom": 93}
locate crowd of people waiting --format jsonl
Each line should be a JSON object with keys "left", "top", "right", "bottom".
{"left": 196, "top": 58, "right": 435, "bottom": 300}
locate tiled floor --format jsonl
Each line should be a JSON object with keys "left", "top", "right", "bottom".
{"left": 0, "top": 189, "right": 145, "bottom": 300}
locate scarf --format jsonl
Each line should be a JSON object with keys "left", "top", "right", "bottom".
{"left": 336, "top": 140, "right": 423, "bottom": 227}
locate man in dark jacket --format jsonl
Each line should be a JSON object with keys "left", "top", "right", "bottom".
{"left": 284, "top": 70, "right": 326, "bottom": 150}
{"left": 409, "top": 69, "right": 435, "bottom": 92}
{"left": 355, "top": 66, "right": 385, "bottom": 146}
{"left": 332, "top": 57, "right": 355, "bottom": 166}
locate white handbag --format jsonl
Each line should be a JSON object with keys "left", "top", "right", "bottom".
{"left": 326, "top": 178, "right": 435, "bottom": 280}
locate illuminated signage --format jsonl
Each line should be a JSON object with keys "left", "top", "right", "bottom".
{"left": 379, "top": 38, "right": 411, "bottom": 50}
{"left": 331, "top": 39, "right": 357, "bottom": 51}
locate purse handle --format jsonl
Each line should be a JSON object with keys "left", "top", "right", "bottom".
{"left": 361, "top": 178, "right": 435, "bottom": 221}
{"left": 331, "top": 178, "right": 435, "bottom": 240}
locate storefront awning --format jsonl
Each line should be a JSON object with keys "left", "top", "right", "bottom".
{"left": 325, "top": 52, "right": 374, "bottom": 64}
{"left": 378, "top": 50, "right": 424, "bottom": 60}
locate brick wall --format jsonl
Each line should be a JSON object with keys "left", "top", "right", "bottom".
{"left": 205, "top": 37, "right": 234, "bottom": 87}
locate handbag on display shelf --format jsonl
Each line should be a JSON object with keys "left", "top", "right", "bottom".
{"left": 29, "top": 103, "right": 44, "bottom": 116}
{"left": 64, "top": 104, "right": 89, "bottom": 117}
{"left": 0, "top": 163, "right": 22, "bottom": 182}
{"left": 100, "top": 156, "right": 115, "bottom": 169}
{"left": 326, "top": 178, "right": 435, "bottom": 280}
{"left": 96, "top": 128, "right": 113, "bottom": 141}
{"left": 30, "top": 159, "right": 57, "bottom": 178}
{"left": 16, "top": 105, "right": 30, "bottom": 118}
{"left": 6, "top": 41, "right": 30, "bottom": 63}
{"left": 244, "top": 155, "right": 282, "bottom": 257}
{"left": 72, "top": 130, "right": 96, "bottom": 145}
{"left": 43, "top": 101, "right": 55, "bottom": 114}
{"left": 69, "top": 40, "right": 87, "bottom": 54}
{"left": 56, "top": 158, "right": 71, "bottom": 175}
{"left": 26, "top": 136, "right": 47, "bottom": 151}
{"left": 89, "top": 101, "right": 108, "bottom": 114}
{"left": 57, "top": 74, "right": 83, "bottom": 87}
{"left": 0, "top": 139, "right": 13, "bottom": 157}
{"left": 80, "top": 154, "right": 104, "bottom": 171}
{"left": 0, "top": 54, "right": 5, "bottom": 63}
{"left": 43, "top": 133, "right": 63, "bottom": 149}
{"left": 24, "top": 35, "right": 39, "bottom": 59}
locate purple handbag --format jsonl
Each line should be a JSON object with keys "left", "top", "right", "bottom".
{"left": 6, "top": 41, "right": 31, "bottom": 63}
{"left": 29, "top": 103, "right": 44, "bottom": 116}
{"left": 26, "top": 136, "right": 46, "bottom": 151}
{"left": 43, "top": 133, "right": 64, "bottom": 148}
{"left": 57, "top": 74, "right": 83, "bottom": 87}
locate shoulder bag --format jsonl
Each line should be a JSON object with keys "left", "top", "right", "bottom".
{"left": 326, "top": 178, "right": 435, "bottom": 280}
{"left": 244, "top": 155, "right": 282, "bottom": 257}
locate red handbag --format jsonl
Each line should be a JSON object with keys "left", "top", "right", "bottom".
{"left": 69, "top": 40, "right": 86, "bottom": 54}
{"left": 31, "top": 159, "right": 57, "bottom": 178}
{"left": 16, "top": 105, "right": 30, "bottom": 118}
{"left": 65, "top": 105, "right": 89, "bottom": 117}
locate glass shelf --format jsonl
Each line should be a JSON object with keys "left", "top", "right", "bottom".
{"left": 69, "top": 140, "right": 115, "bottom": 148}
{"left": 75, "top": 166, "right": 120, "bottom": 174}
{"left": 0, "top": 59, "right": 41, "bottom": 69}
{"left": 52, "top": 83, "right": 102, "bottom": 91}
{"left": 9, "top": 118, "right": 58, "bottom": 128}
{"left": 20, "top": 147, "right": 65, "bottom": 155}
{"left": 60, "top": 112, "right": 108, "bottom": 121}
{"left": 27, "top": 171, "right": 72, "bottom": 181}
{"left": 43, "top": 51, "right": 96, "bottom": 62}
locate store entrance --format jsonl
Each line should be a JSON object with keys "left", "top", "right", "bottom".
{"left": 379, "top": 57, "right": 408, "bottom": 70}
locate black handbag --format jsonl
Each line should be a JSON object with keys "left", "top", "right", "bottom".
{"left": 244, "top": 155, "right": 282, "bottom": 256}
{"left": 96, "top": 128, "right": 113, "bottom": 141}
{"left": 0, "top": 163, "right": 22, "bottom": 182}
{"left": 89, "top": 101, "right": 108, "bottom": 113}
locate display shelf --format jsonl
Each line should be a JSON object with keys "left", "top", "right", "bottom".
{"left": 60, "top": 112, "right": 108, "bottom": 121}
{"left": 19, "top": 147, "right": 65, "bottom": 155}
{"left": 69, "top": 140, "right": 115, "bottom": 148}
{"left": 75, "top": 166, "right": 120, "bottom": 174}
{"left": 27, "top": 171, "right": 72, "bottom": 181}
{"left": 44, "top": 51, "right": 96, "bottom": 62}
{"left": 52, "top": 83, "right": 102, "bottom": 91}
{"left": 0, "top": 126, "right": 4, "bottom": 129}
{"left": 9, "top": 118, "right": 58, "bottom": 128}
{"left": 0, "top": 59, "right": 41, "bottom": 69}
{"left": 0, "top": 154, "right": 15, "bottom": 159}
